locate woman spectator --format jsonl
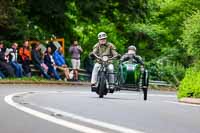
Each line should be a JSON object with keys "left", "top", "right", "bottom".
{"left": 44, "top": 46, "right": 61, "bottom": 80}
{"left": 53, "top": 46, "right": 70, "bottom": 81}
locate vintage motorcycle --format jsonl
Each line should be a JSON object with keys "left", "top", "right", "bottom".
{"left": 91, "top": 55, "right": 118, "bottom": 98}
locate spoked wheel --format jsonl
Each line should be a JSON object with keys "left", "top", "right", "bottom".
{"left": 142, "top": 87, "right": 148, "bottom": 100}
{"left": 99, "top": 72, "right": 106, "bottom": 98}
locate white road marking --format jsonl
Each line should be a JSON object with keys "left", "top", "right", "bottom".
{"left": 5, "top": 92, "right": 145, "bottom": 133}
{"left": 165, "top": 101, "right": 200, "bottom": 107}
{"left": 38, "top": 106, "right": 144, "bottom": 133}
{"left": 4, "top": 93, "right": 108, "bottom": 133}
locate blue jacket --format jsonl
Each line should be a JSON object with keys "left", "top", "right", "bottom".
{"left": 53, "top": 50, "right": 66, "bottom": 66}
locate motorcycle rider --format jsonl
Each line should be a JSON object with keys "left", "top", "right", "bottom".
{"left": 91, "top": 32, "right": 118, "bottom": 89}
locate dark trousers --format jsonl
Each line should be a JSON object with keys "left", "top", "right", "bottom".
{"left": 0, "top": 61, "right": 15, "bottom": 77}
{"left": 22, "top": 61, "right": 31, "bottom": 77}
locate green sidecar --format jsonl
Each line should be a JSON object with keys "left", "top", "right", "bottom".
{"left": 117, "top": 61, "right": 149, "bottom": 100}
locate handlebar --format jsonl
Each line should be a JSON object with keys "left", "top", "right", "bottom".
{"left": 91, "top": 53, "right": 120, "bottom": 61}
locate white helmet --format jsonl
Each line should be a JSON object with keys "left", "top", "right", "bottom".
{"left": 98, "top": 32, "right": 107, "bottom": 40}
{"left": 128, "top": 45, "right": 136, "bottom": 51}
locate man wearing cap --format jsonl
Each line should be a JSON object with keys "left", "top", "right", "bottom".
{"left": 91, "top": 32, "right": 119, "bottom": 89}
{"left": 69, "top": 40, "right": 83, "bottom": 81}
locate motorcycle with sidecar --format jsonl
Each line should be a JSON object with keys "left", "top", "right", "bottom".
{"left": 91, "top": 55, "right": 149, "bottom": 100}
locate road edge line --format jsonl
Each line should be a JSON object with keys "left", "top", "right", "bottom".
{"left": 4, "top": 92, "right": 107, "bottom": 133}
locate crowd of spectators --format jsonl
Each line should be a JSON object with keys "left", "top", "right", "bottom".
{"left": 0, "top": 40, "right": 91, "bottom": 81}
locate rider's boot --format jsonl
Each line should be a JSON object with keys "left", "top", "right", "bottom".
{"left": 91, "top": 84, "right": 97, "bottom": 92}
{"left": 109, "top": 84, "right": 115, "bottom": 93}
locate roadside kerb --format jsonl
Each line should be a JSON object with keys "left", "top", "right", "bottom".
{"left": 0, "top": 80, "right": 91, "bottom": 86}
{"left": 179, "top": 98, "right": 200, "bottom": 105}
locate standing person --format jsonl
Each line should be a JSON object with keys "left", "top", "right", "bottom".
{"left": 69, "top": 40, "right": 83, "bottom": 81}
{"left": 9, "top": 43, "right": 23, "bottom": 78}
{"left": 19, "top": 40, "right": 31, "bottom": 77}
{"left": 53, "top": 46, "right": 70, "bottom": 81}
{"left": 90, "top": 32, "right": 119, "bottom": 89}
{"left": 0, "top": 41, "right": 15, "bottom": 77}
{"left": 44, "top": 46, "right": 61, "bottom": 80}
{"left": 31, "top": 43, "right": 51, "bottom": 80}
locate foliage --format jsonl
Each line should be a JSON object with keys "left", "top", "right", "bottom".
{"left": 178, "top": 65, "right": 200, "bottom": 98}
{"left": 72, "top": 16, "right": 127, "bottom": 57}
{"left": 177, "top": 10, "right": 200, "bottom": 98}
{"left": 125, "top": 23, "right": 170, "bottom": 61}
{"left": 1, "top": 0, "right": 200, "bottom": 84}
{"left": 181, "top": 10, "right": 200, "bottom": 59}
{"left": 146, "top": 60, "right": 185, "bottom": 85}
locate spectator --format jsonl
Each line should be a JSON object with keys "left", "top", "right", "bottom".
{"left": 44, "top": 46, "right": 61, "bottom": 80}
{"left": 53, "top": 46, "right": 70, "bottom": 81}
{"left": 9, "top": 43, "right": 23, "bottom": 77}
{"left": 31, "top": 43, "right": 50, "bottom": 79}
{"left": 19, "top": 40, "right": 31, "bottom": 77}
{"left": 69, "top": 40, "right": 83, "bottom": 81}
{"left": 0, "top": 41, "right": 15, "bottom": 77}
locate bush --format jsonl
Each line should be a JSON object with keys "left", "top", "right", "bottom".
{"left": 178, "top": 67, "right": 200, "bottom": 99}
{"left": 159, "top": 63, "right": 185, "bottom": 86}
{"left": 181, "top": 10, "right": 200, "bottom": 59}
{"left": 146, "top": 60, "right": 185, "bottom": 85}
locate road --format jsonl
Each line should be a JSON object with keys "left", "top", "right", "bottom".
{"left": 0, "top": 84, "right": 200, "bottom": 133}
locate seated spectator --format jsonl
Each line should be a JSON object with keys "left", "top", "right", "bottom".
{"left": 19, "top": 40, "right": 31, "bottom": 77}
{"left": 31, "top": 43, "right": 50, "bottom": 79}
{"left": 8, "top": 43, "right": 23, "bottom": 78}
{"left": 53, "top": 46, "right": 70, "bottom": 81}
{"left": 0, "top": 41, "right": 15, "bottom": 77}
{"left": 44, "top": 46, "right": 61, "bottom": 80}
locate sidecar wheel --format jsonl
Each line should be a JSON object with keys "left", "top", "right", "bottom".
{"left": 143, "top": 87, "right": 148, "bottom": 100}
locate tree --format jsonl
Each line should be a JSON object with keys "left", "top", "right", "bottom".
{"left": 181, "top": 10, "right": 200, "bottom": 61}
